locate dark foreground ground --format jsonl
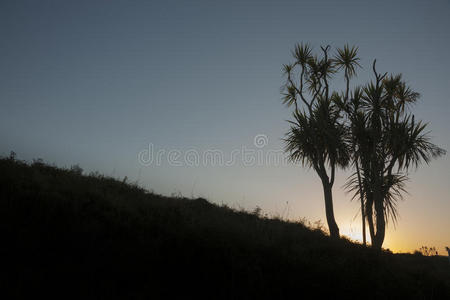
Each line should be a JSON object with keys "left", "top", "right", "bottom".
{"left": 1, "top": 157, "right": 449, "bottom": 299}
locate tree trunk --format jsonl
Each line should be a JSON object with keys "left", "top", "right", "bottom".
{"left": 322, "top": 183, "right": 340, "bottom": 238}
{"left": 372, "top": 194, "right": 385, "bottom": 250}
{"left": 355, "top": 161, "right": 366, "bottom": 245}
{"left": 360, "top": 195, "right": 366, "bottom": 245}
{"left": 366, "top": 197, "right": 375, "bottom": 244}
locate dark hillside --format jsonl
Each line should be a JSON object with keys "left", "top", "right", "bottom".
{"left": 1, "top": 157, "right": 449, "bottom": 299}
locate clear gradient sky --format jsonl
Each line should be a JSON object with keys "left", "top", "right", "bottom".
{"left": 1, "top": 0, "right": 449, "bottom": 254}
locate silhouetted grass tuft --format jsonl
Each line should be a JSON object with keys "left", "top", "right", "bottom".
{"left": 1, "top": 157, "right": 449, "bottom": 299}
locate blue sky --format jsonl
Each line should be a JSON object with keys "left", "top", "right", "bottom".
{"left": 1, "top": 0, "right": 449, "bottom": 253}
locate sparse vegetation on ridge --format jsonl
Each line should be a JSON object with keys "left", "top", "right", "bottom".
{"left": 1, "top": 157, "right": 449, "bottom": 299}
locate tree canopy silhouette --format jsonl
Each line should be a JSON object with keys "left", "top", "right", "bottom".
{"left": 282, "top": 44, "right": 354, "bottom": 238}
{"left": 282, "top": 43, "right": 445, "bottom": 248}
{"left": 340, "top": 62, "right": 445, "bottom": 250}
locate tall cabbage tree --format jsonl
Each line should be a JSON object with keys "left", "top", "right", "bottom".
{"left": 344, "top": 62, "right": 446, "bottom": 249}
{"left": 282, "top": 44, "right": 353, "bottom": 238}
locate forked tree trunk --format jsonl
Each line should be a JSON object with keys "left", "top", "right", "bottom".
{"left": 372, "top": 195, "right": 386, "bottom": 250}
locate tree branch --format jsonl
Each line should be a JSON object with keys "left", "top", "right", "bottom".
{"left": 287, "top": 68, "right": 311, "bottom": 113}
{"left": 321, "top": 45, "right": 331, "bottom": 100}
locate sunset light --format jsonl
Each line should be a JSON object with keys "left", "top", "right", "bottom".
{"left": 1, "top": 0, "right": 449, "bottom": 298}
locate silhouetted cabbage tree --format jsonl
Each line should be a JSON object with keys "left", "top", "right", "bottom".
{"left": 283, "top": 44, "right": 445, "bottom": 247}
{"left": 343, "top": 62, "right": 446, "bottom": 250}
{"left": 282, "top": 44, "right": 354, "bottom": 238}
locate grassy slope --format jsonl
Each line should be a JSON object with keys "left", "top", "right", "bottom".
{"left": 1, "top": 157, "right": 449, "bottom": 299}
